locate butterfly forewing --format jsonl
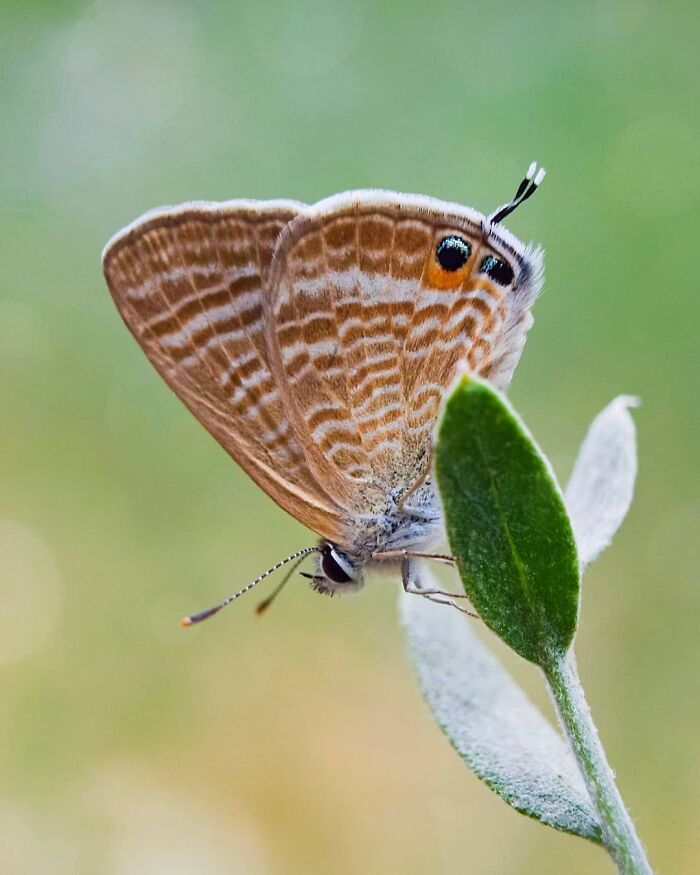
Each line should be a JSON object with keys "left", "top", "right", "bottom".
{"left": 266, "top": 191, "right": 542, "bottom": 511}
{"left": 102, "top": 200, "right": 348, "bottom": 542}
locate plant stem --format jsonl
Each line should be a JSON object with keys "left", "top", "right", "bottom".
{"left": 544, "top": 650, "right": 653, "bottom": 875}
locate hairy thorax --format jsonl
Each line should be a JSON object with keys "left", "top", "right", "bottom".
{"left": 345, "top": 478, "right": 445, "bottom": 566}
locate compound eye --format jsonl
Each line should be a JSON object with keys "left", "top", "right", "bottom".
{"left": 436, "top": 235, "right": 471, "bottom": 272}
{"left": 321, "top": 546, "right": 352, "bottom": 584}
{"left": 480, "top": 255, "right": 514, "bottom": 286}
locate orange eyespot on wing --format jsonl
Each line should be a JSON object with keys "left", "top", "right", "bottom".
{"left": 426, "top": 234, "right": 474, "bottom": 289}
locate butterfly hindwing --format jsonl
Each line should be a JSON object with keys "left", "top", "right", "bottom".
{"left": 265, "top": 191, "right": 543, "bottom": 512}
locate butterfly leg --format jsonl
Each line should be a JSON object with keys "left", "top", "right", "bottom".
{"left": 376, "top": 550, "right": 471, "bottom": 598}
{"left": 401, "top": 559, "right": 478, "bottom": 618}
{"left": 374, "top": 548, "right": 458, "bottom": 568}
{"left": 416, "top": 592, "right": 477, "bottom": 615}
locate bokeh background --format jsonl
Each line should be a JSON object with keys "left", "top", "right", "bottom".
{"left": 1, "top": 1, "right": 698, "bottom": 872}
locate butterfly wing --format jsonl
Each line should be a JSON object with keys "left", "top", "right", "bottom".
{"left": 265, "top": 190, "right": 543, "bottom": 512}
{"left": 102, "top": 200, "right": 347, "bottom": 542}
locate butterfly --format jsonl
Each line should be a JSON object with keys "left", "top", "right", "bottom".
{"left": 102, "top": 163, "right": 545, "bottom": 623}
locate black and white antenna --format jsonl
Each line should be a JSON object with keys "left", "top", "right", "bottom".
{"left": 181, "top": 546, "right": 319, "bottom": 626}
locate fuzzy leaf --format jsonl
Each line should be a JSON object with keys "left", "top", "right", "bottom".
{"left": 401, "top": 588, "right": 602, "bottom": 843}
{"left": 565, "top": 396, "right": 639, "bottom": 568}
{"left": 435, "top": 375, "right": 580, "bottom": 664}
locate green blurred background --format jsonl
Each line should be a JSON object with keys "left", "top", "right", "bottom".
{"left": 1, "top": 1, "right": 698, "bottom": 872}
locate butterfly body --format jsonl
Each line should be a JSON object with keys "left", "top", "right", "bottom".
{"left": 313, "top": 477, "right": 445, "bottom": 590}
{"left": 103, "top": 173, "right": 544, "bottom": 601}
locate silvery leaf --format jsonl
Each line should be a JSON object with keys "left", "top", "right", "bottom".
{"left": 565, "top": 396, "right": 639, "bottom": 568}
{"left": 401, "top": 587, "right": 602, "bottom": 842}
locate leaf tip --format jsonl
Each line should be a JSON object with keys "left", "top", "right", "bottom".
{"left": 453, "top": 368, "right": 475, "bottom": 391}
{"left": 617, "top": 394, "right": 641, "bottom": 410}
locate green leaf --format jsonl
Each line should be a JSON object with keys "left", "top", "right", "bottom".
{"left": 435, "top": 375, "right": 580, "bottom": 665}
{"left": 401, "top": 586, "right": 602, "bottom": 843}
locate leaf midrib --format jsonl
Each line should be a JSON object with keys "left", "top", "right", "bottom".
{"left": 472, "top": 423, "right": 540, "bottom": 648}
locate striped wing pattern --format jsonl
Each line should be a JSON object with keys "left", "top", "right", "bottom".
{"left": 266, "top": 193, "right": 542, "bottom": 516}
{"left": 103, "top": 200, "right": 346, "bottom": 542}
{"left": 104, "top": 191, "right": 542, "bottom": 545}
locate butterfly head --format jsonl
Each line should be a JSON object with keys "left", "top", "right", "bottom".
{"left": 304, "top": 542, "right": 365, "bottom": 596}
